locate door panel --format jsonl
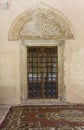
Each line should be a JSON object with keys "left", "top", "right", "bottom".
{"left": 27, "top": 47, "right": 58, "bottom": 99}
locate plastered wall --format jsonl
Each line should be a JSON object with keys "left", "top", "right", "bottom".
{"left": 0, "top": 0, "right": 84, "bottom": 104}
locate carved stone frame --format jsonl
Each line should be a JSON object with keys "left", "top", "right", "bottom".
{"left": 8, "top": 3, "right": 74, "bottom": 105}
{"left": 20, "top": 40, "right": 65, "bottom": 105}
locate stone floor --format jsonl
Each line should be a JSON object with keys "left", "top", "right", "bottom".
{"left": 0, "top": 106, "right": 9, "bottom": 125}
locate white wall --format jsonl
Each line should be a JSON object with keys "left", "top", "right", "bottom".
{"left": 0, "top": 0, "right": 84, "bottom": 104}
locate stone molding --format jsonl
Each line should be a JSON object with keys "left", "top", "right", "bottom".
{"left": 20, "top": 41, "right": 65, "bottom": 104}
{"left": 8, "top": 3, "right": 74, "bottom": 41}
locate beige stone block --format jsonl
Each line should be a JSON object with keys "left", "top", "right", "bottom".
{"left": 0, "top": 87, "right": 20, "bottom": 105}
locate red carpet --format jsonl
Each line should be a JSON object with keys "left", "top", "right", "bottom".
{"left": 0, "top": 105, "right": 84, "bottom": 130}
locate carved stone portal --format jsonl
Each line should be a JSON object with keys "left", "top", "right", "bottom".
{"left": 8, "top": 3, "right": 74, "bottom": 104}
{"left": 8, "top": 3, "right": 74, "bottom": 41}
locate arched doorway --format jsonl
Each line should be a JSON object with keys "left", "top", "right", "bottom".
{"left": 8, "top": 3, "right": 74, "bottom": 105}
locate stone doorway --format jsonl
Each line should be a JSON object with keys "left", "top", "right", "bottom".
{"left": 8, "top": 3, "right": 74, "bottom": 105}
{"left": 20, "top": 41, "right": 65, "bottom": 105}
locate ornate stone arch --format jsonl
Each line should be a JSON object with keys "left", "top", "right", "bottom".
{"left": 8, "top": 3, "right": 74, "bottom": 41}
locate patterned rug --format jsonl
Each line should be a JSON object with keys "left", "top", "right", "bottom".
{"left": 0, "top": 105, "right": 84, "bottom": 130}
